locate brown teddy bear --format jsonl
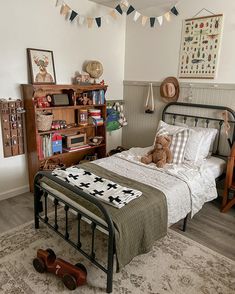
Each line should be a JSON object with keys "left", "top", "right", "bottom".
{"left": 141, "top": 135, "right": 172, "bottom": 168}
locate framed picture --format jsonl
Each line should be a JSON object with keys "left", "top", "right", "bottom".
{"left": 27, "top": 48, "right": 56, "bottom": 84}
{"left": 178, "top": 14, "right": 223, "bottom": 79}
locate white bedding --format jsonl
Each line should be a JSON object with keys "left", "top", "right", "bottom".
{"left": 94, "top": 147, "right": 226, "bottom": 225}
{"left": 41, "top": 147, "right": 226, "bottom": 227}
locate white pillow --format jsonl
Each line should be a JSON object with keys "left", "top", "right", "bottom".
{"left": 155, "top": 120, "right": 187, "bottom": 137}
{"left": 184, "top": 127, "right": 218, "bottom": 162}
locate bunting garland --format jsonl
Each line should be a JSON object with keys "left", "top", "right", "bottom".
{"left": 53, "top": 0, "right": 180, "bottom": 29}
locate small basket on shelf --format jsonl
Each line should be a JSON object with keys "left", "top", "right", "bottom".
{"left": 37, "top": 111, "right": 53, "bottom": 131}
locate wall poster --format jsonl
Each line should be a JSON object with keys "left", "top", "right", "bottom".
{"left": 178, "top": 14, "right": 223, "bottom": 79}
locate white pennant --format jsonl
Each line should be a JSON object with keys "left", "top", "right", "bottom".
{"left": 133, "top": 11, "right": 141, "bottom": 22}
{"left": 142, "top": 16, "right": 148, "bottom": 26}
{"left": 157, "top": 16, "right": 163, "bottom": 26}
{"left": 79, "top": 16, "right": 85, "bottom": 25}
{"left": 56, "top": 0, "right": 62, "bottom": 6}
{"left": 104, "top": 15, "right": 110, "bottom": 24}
{"left": 121, "top": 0, "right": 129, "bottom": 7}
{"left": 164, "top": 12, "right": 171, "bottom": 22}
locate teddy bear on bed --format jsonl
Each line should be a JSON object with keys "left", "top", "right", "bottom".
{"left": 141, "top": 135, "right": 172, "bottom": 168}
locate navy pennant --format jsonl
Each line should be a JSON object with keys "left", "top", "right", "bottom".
{"left": 95, "top": 17, "right": 102, "bottom": 27}
{"left": 70, "top": 10, "right": 78, "bottom": 21}
{"left": 150, "top": 17, "right": 156, "bottom": 28}
{"left": 127, "top": 5, "right": 135, "bottom": 15}
{"left": 115, "top": 4, "right": 123, "bottom": 15}
{"left": 171, "top": 6, "right": 179, "bottom": 16}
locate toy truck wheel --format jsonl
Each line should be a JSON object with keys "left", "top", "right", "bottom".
{"left": 75, "top": 263, "right": 87, "bottom": 275}
{"left": 62, "top": 274, "right": 77, "bottom": 290}
{"left": 46, "top": 248, "right": 56, "bottom": 259}
{"left": 33, "top": 257, "right": 46, "bottom": 273}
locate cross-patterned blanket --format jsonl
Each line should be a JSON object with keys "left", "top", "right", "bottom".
{"left": 52, "top": 166, "right": 142, "bottom": 209}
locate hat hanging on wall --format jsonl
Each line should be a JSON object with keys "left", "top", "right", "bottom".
{"left": 160, "top": 77, "right": 180, "bottom": 103}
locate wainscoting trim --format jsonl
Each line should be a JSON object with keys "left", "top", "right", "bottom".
{"left": 124, "top": 80, "right": 235, "bottom": 90}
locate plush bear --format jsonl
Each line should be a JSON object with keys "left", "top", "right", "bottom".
{"left": 141, "top": 135, "right": 172, "bottom": 168}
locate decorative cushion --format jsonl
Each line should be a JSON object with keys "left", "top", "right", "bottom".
{"left": 155, "top": 121, "right": 189, "bottom": 164}
{"left": 170, "top": 129, "right": 189, "bottom": 164}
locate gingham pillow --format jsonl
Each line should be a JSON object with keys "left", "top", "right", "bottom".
{"left": 170, "top": 129, "right": 189, "bottom": 164}
{"left": 155, "top": 122, "right": 189, "bottom": 164}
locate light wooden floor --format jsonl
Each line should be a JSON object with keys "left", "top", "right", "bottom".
{"left": 0, "top": 192, "right": 234, "bottom": 260}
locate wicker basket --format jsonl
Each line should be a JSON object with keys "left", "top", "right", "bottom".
{"left": 37, "top": 111, "right": 53, "bottom": 131}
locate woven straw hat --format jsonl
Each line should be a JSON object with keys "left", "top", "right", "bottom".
{"left": 160, "top": 77, "right": 180, "bottom": 102}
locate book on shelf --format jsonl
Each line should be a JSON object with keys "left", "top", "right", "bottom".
{"left": 92, "top": 90, "right": 105, "bottom": 105}
{"left": 62, "top": 144, "right": 90, "bottom": 152}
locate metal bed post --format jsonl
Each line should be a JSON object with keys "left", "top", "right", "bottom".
{"left": 34, "top": 171, "right": 116, "bottom": 293}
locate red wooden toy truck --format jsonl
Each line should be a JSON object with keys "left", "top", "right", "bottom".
{"left": 33, "top": 248, "right": 87, "bottom": 290}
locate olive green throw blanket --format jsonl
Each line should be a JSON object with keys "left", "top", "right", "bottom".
{"left": 41, "top": 162, "right": 167, "bottom": 270}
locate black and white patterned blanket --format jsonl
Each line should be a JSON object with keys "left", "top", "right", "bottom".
{"left": 52, "top": 166, "right": 142, "bottom": 209}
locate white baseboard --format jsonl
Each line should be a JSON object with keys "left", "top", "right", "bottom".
{"left": 0, "top": 185, "right": 30, "bottom": 201}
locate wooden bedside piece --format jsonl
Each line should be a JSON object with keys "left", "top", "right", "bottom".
{"left": 221, "top": 143, "right": 235, "bottom": 212}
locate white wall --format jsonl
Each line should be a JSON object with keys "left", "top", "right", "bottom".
{"left": 0, "top": 0, "right": 126, "bottom": 198}
{"left": 125, "top": 0, "right": 235, "bottom": 83}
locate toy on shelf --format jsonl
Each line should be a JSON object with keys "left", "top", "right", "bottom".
{"left": 33, "top": 88, "right": 50, "bottom": 108}
{"left": 33, "top": 248, "right": 87, "bottom": 291}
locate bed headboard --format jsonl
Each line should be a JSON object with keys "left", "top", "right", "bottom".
{"left": 162, "top": 102, "right": 235, "bottom": 157}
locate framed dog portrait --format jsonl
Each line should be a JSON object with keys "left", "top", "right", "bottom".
{"left": 27, "top": 48, "right": 56, "bottom": 84}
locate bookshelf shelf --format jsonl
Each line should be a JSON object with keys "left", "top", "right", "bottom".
{"left": 22, "top": 83, "right": 107, "bottom": 191}
{"left": 40, "top": 144, "right": 106, "bottom": 161}
{"left": 37, "top": 125, "right": 95, "bottom": 135}
{"left": 35, "top": 104, "right": 105, "bottom": 111}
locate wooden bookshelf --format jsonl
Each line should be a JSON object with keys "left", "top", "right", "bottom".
{"left": 21, "top": 83, "right": 107, "bottom": 191}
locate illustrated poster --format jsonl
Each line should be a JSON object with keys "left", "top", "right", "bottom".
{"left": 179, "top": 14, "right": 223, "bottom": 79}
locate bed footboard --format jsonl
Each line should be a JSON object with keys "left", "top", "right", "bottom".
{"left": 34, "top": 171, "right": 115, "bottom": 293}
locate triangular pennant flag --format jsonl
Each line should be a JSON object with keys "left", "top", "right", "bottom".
{"left": 150, "top": 17, "right": 156, "bottom": 28}
{"left": 157, "top": 16, "right": 163, "bottom": 26}
{"left": 127, "top": 5, "right": 135, "bottom": 15}
{"left": 164, "top": 12, "right": 171, "bottom": 22}
{"left": 78, "top": 16, "right": 85, "bottom": 25}
{"left": 121, "top": 0, "right": 129, "bottom": 7}
{"left": 110, "top": 10, "right": 117, "bottom": 20}
{"left": 171, "top": 6, "right": 179, "bottom": 16}
{"left": 60, "top": 4, "right": 70, "bottom": 16}
{"left": 56, "top": 0, "right": 62, "bottom": 7}
{"left": 142, "top": 16, "right": 148, "bottom": 26}
{"left": 87, "top": 17, "right": 94, "bottom": 28}
{"left": 115, "top": 4, "right": 123, "bottom": 15}
{"left": 95, "top": 17, "right": 102, "bottom": 27}
{"left": 70, "top": 10, "right": 78, "bottom": 22}
{"left": 105, "top": 15, "right": 110, "bottom": 24}
{"left": 133, "top": 11, "right": 141, "bottom": 22}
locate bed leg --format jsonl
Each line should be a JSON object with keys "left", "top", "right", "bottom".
{"left": 182, "top": 214, "right": 189, "bottom": 232}
{"left": 34, "top": 185, "right": 42, "bottom": 229}
{"left": 106, "top": 235, "right": 114, "bottom": 293}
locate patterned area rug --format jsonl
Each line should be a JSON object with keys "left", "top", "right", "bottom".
{"left": 0, "top": 214, "right": 234, "bottom": 294}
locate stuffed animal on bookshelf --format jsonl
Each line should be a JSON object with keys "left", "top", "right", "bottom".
{"left": 33, "top": 88, "right": 50, "bottom": 108}
{"left": 141, "top": 135, "right": 172, "bottom": 168}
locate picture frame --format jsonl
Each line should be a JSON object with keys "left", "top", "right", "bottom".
{"left": 178, "top": 14, "right": 223, "bottom": 79}
{"left": 27, "top": 48, "right": 56, "bottom": 84}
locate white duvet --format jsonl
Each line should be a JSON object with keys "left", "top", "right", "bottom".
{"left": 93, "top": 147, "right": 220, "bottom": 225}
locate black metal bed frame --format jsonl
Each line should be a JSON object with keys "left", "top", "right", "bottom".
{"left": 162, "top": 102, "right": 235, "bottom": 231}
{"left": 34, "top": 102, "right": 235, "bottom": 293}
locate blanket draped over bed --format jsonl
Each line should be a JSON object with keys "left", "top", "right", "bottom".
{"left": 41, "top": 162, "right": 168, "bottom": 271}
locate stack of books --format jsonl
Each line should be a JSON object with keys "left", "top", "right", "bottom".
{"left": 62, "top": 144, "right": 90, "bottom": 153}
{"left": 88, "top": 109, "right": 104, "bottom": 126}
